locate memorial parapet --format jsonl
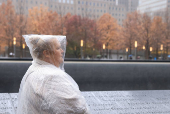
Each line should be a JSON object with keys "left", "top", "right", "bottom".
{"left": 1, "top": 90, "right": 170, "bottom": 114}
{"left": 0, "top": 61, "right": 170, "bottom": 92}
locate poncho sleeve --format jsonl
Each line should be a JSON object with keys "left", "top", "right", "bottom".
{"left": 40, "top": 73, "right": 90, "bottom": 114}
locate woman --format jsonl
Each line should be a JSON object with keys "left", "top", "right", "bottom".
{"left": 17, "top": 35, "right": 90, "bottom": 114}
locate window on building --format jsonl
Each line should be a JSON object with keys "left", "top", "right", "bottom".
{"left": 104, "top": 10, "right": 106, "bottom": 13}
{"left": 116, "top": 8, "right": 117, "bottom": 10}
{"left": 63, "top": 0, "right": 65, "bottom": 3}
{"left": 119, "top": 8, "right": 120, "bottom": 11}
{"left": 119, "top": 19, "right": 120, "bottom": 21}
{"left": 78, "top": 1, "right": 80, "bottom": 4}
{"left": 93, "top": 3, "right": 95, "bottom": 6}
{"left": 94, "top": 9, "right": 95, "bottom": 12}
{"left": 101, "top": 10, "right": 102, "bottom": 12}
{"left": 122, "top": 14, "right": 124, "bottom": 16}
{"left": 71, "top": 7, "right": 73, "bottom": 10}
{"left": 97, "top": 3, "right": 99, "bottom": 6}
{"left": 104, "top": 4, "right": 106, "bottom": 7}
{"left": 78, "top": 7, "right": 80, "bottom": 10}
{"left": 71, "top": 0, "right": 73, "bottom": 4}
{"left": 122, "top": 8, "right": 124, "bottom": 11}
{"left": 101, "top": 3, "right": 102, "bottom": 6}
{"left": 112, "top": 7, "right": 114, "bottom": 10}
{"left": 82, "top": 1, "right": 84, "bottom": 4}
{"left": 55, "top": 5, "right": 57, "bottom": 8}
{"left": 67, "top": 7, "right": 69, "bottom": 9}
{"left": 90, "top": 2, "right": 91, "bottom": 5}
{"left": 112, "top": 13, "right": 114, "bottom": 16}
{"left": 97, "top": 9, "right": 99, "bottom": 12}
{"left": 59, "top": 0, "right": 61, "bottom": 3}
{"left": 109, "top": 7, "right": 111, "bottom": 10}
{"left": 30, "top": 1, "right": 33, "bottom": 4}
{"left": 67, "top": 0, "right": 69, "bottom": 3}
{"left": 86, "top": 1, "right": 88, "bottom": 5}
{"left": 36, "top": 1, "right": 37, "bottom": 4}
{"left": 116, "top": 14, "right": 117, "bottom": 16}
{"left": 45, "top": 2, "right": 47, "bottom": 5}
{"left": 82, "top": 8, "right": 84, "bottom": 10}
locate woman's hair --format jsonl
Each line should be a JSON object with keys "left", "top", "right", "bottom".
{"left": 29, "top": 36, "right": 54, "bottom": 59}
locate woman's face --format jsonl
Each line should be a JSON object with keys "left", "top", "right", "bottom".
{"left": 50, "top": 39, "right": 64, "bottom": 67}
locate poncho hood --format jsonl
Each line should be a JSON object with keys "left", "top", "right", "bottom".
{"left": 22, "top": 34, "right": 66, "bottom": 71}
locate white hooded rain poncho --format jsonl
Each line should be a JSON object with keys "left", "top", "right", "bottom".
{"left": 17, "top": 35, "right": 90, "bottom": 114}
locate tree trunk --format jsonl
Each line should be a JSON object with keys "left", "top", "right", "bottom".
{"left": 145, "top": 39, "right": 149, "bottom": 59}
{"left": 166, "top": 43, "right": 169, "bottom": 60}
{"left": 156, "top": 47, "right": 158, "bottom": 59}
{"left": 84, "top": 29, "right": 87, "bottom": 58}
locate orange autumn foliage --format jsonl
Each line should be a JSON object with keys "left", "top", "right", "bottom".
{"left": 97, "top": 13, "right": 118, "bottom": 50}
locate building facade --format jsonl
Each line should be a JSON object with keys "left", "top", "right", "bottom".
{"left": 0, "top": 0, "right": 139, "bottom": 25}
{"left": 137, "top": 0, "right": 168, "bottom": 14}
{"left": 118, "top": 0, "right": 139, "bottom": 12}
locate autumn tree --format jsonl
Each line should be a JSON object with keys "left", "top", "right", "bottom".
{"left": 27, "top": 5, "right": 49, "bottom": 34}
{"left": 66, "top": 15, "right": 82, "bottom": 57}
{"left": 97, "top": 13, "right": 119, "bottom": 58}
{"left": 58, "top": 13, "right": 71, "bottom": 35}
{"left": 114, "top": 26, "right": 125, "bottom": 59}
{"left": 122, "top": 11, "right": 142, "bottom": 55}
{"left": 151, "top": 16, "right": 165, "bottom": 59}
{"left": 42, "top": 11, "right": 60, "bottom": 35}
{"left": 15, "top": 0, "right": 28, "bottom": 57}
{"left": 164, "top": 8, "right": 170, "bottom": 59}
{"left": 90, "top": 20, "right": 101, "bottom": 58}
{"left": 0, "top": 0, "right": 17, "bottom": 57}
{"left": 140, "top": 13, "right": 152, "bottom": 59}
{"left": 66, "top": 15, "right": 96, "bottom": 58}
{"left": 80, "top": 17, "right": 96, "bottom": 57}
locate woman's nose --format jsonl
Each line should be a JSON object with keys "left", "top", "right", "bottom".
{"left": 61, "top": 49, "right": 64, "bottom": 53}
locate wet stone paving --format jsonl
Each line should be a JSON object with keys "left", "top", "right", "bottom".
{"left": 1, "top": 90, "right": 170, "bottom": 114}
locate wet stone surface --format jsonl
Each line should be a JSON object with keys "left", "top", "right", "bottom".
{"left": 1, "top": 90, "right": 170, "bottom": 114}
{"left": 0, "top": 93, "right": 15, "bottom": 114}
{"left": 82, "top": 90, "right": 170, "bottom": 114}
